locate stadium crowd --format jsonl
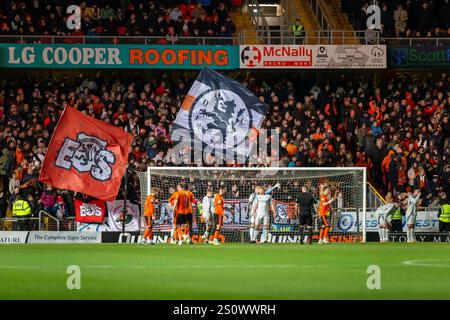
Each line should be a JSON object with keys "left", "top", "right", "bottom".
{"left": 0, "top": 0, "right": 237, "bottom": 39}
{"left": 0, "top": 69, "right": 449, "bottom": 224}
{"left": 343, "top": 0, "right": 450, "bottom": 38}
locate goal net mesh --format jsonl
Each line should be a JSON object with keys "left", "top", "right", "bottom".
{"left": 135, "top": 168, "right": 366, "bottom": 243}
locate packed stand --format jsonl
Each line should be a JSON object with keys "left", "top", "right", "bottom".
{"left": 0, "top": 70, "right": 449, "bottom": 227}
{"left": 0, "top": 0, "right": 237, "bottom": 42}
{"left": 343, "top": 0, "right": 450, "bottom": 39}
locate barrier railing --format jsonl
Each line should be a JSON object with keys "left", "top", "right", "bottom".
{"left": 1, "top": 216, "right": 39, "bottom": 231}
{"left": 382, "top": 37, "right": 450, "bottom": 46}
{"left": 239, "top": 29, "right": 377, "bottom": 44}
{"left": 279, "top": 0, "right": 297, "bottom": 27}
{"left": 0, "top": 34, "right": 449, "bottom": 46}
{"left": 0, "top": 35, "right": 236, "bottom": 45}
{"left": 310, "top": 0, "right": 331, "bottom": 31}
{"left": 247, "top": 0, "right": 270, "bottom": 41}
{"left": 39, "top": 210, "right": 60, "bottom": 231}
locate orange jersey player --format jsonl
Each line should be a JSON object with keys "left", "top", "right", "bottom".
{"left": 142, "top": 188, "right": 158, "bottom": 245}
{"left": 168, "top": 183, "right": 189, "bottom": 245}
{"left": 212, "top": 187, "right": 226, "bottom": 245}
{"left": 318, "top": 187, "right": 336, "bottom": 244}
{"left": 183, "top": 188, "right": 197, "bottom": 242}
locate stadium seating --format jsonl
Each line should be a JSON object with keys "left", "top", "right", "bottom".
{"left": 0, "top": 0, "right": 239, "bottom": 39}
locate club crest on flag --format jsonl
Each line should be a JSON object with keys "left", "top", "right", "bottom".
{"left": 55, "top": 133, "right": 116, "bottom": 181}
{"left": 191, "top": 89, "right": 251, "bottom": 149}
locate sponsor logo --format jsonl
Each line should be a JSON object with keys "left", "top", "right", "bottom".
{"left": 317, "top": 46, "right": 328, "bottom": 58}
{"left": 270, "top": 224, "right": 294, "bottom": 233}
{"left": 28, "top": 231, "right": 101, "bottom": 243}
{"left": 0, "top": 231, "right": 29, "bottom": 244}
{"left": 79, "top": 203, "right": 103, "bottom": 217}
{"left": 129, "top": 48, "right": 230, "bottom": 67}
{"left": 240, "top": 45, "right": 386, "bottom": 69}
{"left": 371, "top": 46, "right": 384, "bottom": 58}
{"left": 268, "top": 234, "right": 363, "bottom": 243}
{"left": 261, "top": 46, "right": 312, "bottom": 67}
{"left": 240, "top": 46, "right": 261, "bottom": 67}
{"left": 338, "top": 213, "right": 355, "bottom": 232}
{"left": 55, "top": 132, "right": 116, "bottom": 181}
{"left": 390, "top": 47, "right": 450, "bottom": 67}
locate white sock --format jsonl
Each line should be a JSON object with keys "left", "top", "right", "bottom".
{"left": 379, "top": 228, "right": 384, "bottom": 242}
{"left": 384, "top": 229, "right": 390, "bottom": 242}
{"left": 204, "top": 230, "right": 209, "bottom": 238}
{"left": 410, "top": 229, "right": 414, "bottom": 241}
{"left": 170, "top": 228, "right": 174, "bottom": 240}
{"left": 249, "top": 228, "right": 254, "bottom": 241}
{"left": 261, "top": 229, "right": 268, "bottom": 242}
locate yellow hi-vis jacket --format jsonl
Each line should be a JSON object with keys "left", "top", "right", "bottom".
{"left": 12, "top": 200, "right": 31, "bottom": 216}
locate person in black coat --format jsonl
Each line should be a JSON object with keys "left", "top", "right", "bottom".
{"left": 388, "top": 154, "right": 399, "bottom": 193}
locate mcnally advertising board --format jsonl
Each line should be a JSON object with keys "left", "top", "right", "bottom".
{"left": 239, "top": 45, "right": 387, "bottom": 69}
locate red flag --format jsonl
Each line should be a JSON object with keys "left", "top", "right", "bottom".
{"left": 75, "top": 198, "right": 106, "bottom": 223}
{"left": 39, "top": 107, "right": 133, "bottom": 201}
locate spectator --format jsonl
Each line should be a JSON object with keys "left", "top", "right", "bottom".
{"left": 393, "top": 4, "right": 408, "bottom": 37}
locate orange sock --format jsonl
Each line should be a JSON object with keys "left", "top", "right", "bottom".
{"left": 324, "top": 227, "right": 329, "bottom": 239}
{"left": 148, "top": 229, "right": 153, "bottom": 240}
{"left": 184, "top": 225, "right": 189, "bottom": 236}
{"left": 143, "top": 229, "right": 150, "bottom": 240}
{"left": 319, "top": 229, "right": 324, "bottom": 239}
{"left": 173, "top": 228, "right": 179, "bottom": 241}
{"left": 177, "top": 227, "right": 184, "bottom": 239}
{"left": 214, "top": 230, "right": 220, "bottom": 240}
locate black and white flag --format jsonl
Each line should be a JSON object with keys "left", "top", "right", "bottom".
{"left": 171, "top": 68, "right": 268, "bottom": 162}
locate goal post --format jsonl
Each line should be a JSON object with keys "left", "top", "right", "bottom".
{"left": 136, "top": 167, "right": 367, "bottom": 244}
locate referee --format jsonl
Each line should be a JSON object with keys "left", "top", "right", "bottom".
{"left": 295, "top": 186, "right": 317, "bottom": 245}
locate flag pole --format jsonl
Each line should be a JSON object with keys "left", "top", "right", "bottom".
{"left": 121, "top": 166, "right": 129, "bottom": 235}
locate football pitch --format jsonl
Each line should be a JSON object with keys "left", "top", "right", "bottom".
{"left": 1, "top": 243, "right": 449, "bottom": 300}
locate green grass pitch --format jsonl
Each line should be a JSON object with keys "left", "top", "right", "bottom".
{"left": 1, "top": 243, "right": 450, "bottom": 300}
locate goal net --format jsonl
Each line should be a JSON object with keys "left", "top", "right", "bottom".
{"left": 136, "top": 167, "right": 367, "bottom": 244}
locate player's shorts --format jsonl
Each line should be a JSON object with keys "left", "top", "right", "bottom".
{"left": 145, "top": 216, "right": 153, "bottom": 229}
{"left": 214, "top": 214, "right": 223, "bottom": 227}
{"left": 299, "top": 214, "right": 313, "bottom": 227}
{"left": 319, "top": 215, "right": 329, "bottom": 228}
{"left": 186, "top": 213, "right": 193, "bottom": 224}
{"left": 174, "top": 213, "right": 187, "bottom": 225}
{"left": 202, "top": 212, "right": 214, "bottom": 226}
{"left": 377, "top": 214, "right": 387, "bottom": 227}
{"left": 406, "top": 212, "right": 417, "bottom": 226}
{"left": 255, "top": 212, "right": 270, "bottom": 226}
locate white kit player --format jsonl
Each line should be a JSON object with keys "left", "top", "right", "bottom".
{"left": 405, "top": 189, "right": 421, "bottom": 243}
{"left": 250, "top": 186, "right": 277, "bottom": 243}
{"left": 201, "top": 190, "right": 214, "bottom": 243}
{"left": 376, "top": 193, "right": 397, "bottom": 243}
{"left": 248, "top": 182, "right": 280, "bottom": 242}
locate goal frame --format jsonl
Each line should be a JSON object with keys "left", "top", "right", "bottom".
{"left": 147, "top": 167, "right": 367, "bottom": 242}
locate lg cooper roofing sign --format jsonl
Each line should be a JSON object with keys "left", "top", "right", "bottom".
{"left": 239, "top": 45, "right": 387, "bottom": 69}
{"left": 0, "top": 44, "right": 239, "bottom": 69}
